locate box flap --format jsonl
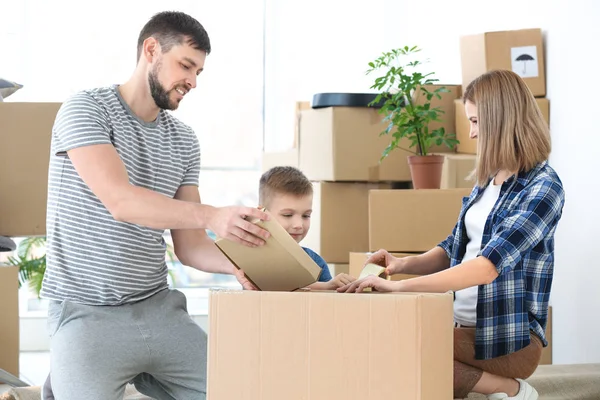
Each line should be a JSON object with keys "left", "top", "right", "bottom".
{"left": 214, "top": 213, "right": 323, "bottom": 291}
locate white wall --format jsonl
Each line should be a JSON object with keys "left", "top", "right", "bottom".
{"left": 265, "top": 0, "right": 600, "bottom": 364}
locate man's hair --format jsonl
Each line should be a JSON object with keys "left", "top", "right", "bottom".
{"left": 463, "top": 69, "right": 551, "bottom": 187}
{"left": 259, "top": 166, "right": 313, "bottom": 207}
{"left": 137, "top": 11, "right": 211, "bottom": 61}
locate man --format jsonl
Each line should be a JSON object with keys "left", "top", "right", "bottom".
{"left": 41, "top": 11, "right": 268, "bottom": 399}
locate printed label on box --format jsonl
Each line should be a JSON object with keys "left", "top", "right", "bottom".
{"left": 511, "top": 46, "right": 539, "bottom": 78}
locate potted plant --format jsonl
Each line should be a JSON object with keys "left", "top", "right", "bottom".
{"left": 5, "top": 237, "right": 179, "bottom": 298}
{"left": 367, "top": 46, "right": 459, "bottom": 189}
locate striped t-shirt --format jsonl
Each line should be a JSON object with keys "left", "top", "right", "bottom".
{"left": 40, "top": 85, "right": 201, "bottom": 305}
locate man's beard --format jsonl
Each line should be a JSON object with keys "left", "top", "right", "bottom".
{"left": 148, "top": 62, "right": 175, "bottom": 111}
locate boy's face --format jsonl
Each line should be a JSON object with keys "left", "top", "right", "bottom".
{"left": 266, "top": 193, "right": 313, "bottom": 243}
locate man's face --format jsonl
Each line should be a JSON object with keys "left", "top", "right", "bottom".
{"left": 147, "top": 41, "right": 206, "bottom": 110}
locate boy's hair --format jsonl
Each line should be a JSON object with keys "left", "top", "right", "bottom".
{"left": 259, "top": 166, "right": 313, "bottom": 207}
{"left": 137, "top": 11, "right": 211, "bottom": 62}
{"left": 463, "top": 69, "right": 550, "bottom": 187}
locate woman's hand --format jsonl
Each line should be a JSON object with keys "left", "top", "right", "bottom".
{"left": 336, "top": 275, "right": 400, "bottom": 293}
{"left": 365, "top": 249, "right": 406, "bottom": 276}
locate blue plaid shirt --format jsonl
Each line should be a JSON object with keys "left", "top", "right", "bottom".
{"left": 438, "top": 161, "right": 565, "bottom": 360}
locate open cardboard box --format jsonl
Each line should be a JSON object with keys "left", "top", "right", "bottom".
{"left": 208, "top": 289, "right": 454, "bottom": 399}
{"left": 214, "top": 211, "right": 322, "bottom": 291}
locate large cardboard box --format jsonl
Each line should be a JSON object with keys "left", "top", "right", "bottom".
{"left": 299, "top": 107, "right": 413, "bottom": 182}
{"left": 348, "top": 251, "right": 421, "bottom": 280}
{"left": 0, "top": 102, "right": 61, "bottom": 237}
{"left": 440, "top": 153, "right": 476, "bottom": 189}
{"left": 208, "top": 290, "right": 454, "bottom": 400}
{"left": 460, "top": 28, "right": 546, "bottom": 97}
{"left": 302, "top": 181, "right": 391, "bottom": 263}
{"left": 414, "top": 85, "right": 462, "bottom": 153}
{"left": 369, "top": 189, "right": 470, "bottom": 252}
{"left": 0, "top": 266, "right": 19, "bottom": 379}
{"left": 455, "top": 98, "right": 549, "bottom": 155}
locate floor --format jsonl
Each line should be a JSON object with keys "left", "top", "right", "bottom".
{"left": 0, "top": 351, "right": 50, "bottom": 394}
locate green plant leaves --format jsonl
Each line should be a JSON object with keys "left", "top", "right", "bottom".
{"left": 366, "top": 46, "right": 460, "bottom": 157}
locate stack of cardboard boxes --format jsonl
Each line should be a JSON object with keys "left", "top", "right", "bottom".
{"left": 456, "top": 28, "right": 550, "bottom": 155}
{"left": 0, "top": 101, "right": 62, "bottom": 380}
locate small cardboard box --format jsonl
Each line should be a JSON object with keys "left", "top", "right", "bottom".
{"left": 302, "top": 181, "right": 391, "bottom": 263}
{"left": 215, "top": 215, "right": 322, "bottom": 291}
{"left": 0, "top": 102, "right": 62, "bottom": 236}
{"left": 0, "top": 266, "right": 19, "bottom": 378}
{"left": 455, "top": 98, "right": 549, "bottom": 155}
{"left": 460, "top": 28, "right": 546, "bottom": 96}
{"left": 208, "top": 290, "right": 454, "bottom": 400}
{"left": 369, "top": 189, "right": 471, "bottom": 252}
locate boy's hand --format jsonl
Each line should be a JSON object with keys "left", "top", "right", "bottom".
{"left": 208, "top": 206, "right": 271, "bottom": 247}
{"left": 235, "top": 269, "right": 258, "bottom": 290}
{"left": 328, "top": 273, "right": 356, "bottom": 289}
{"left": 365, "top": 249, "right": 404, "bottom": 276}
{"left": 337, "top": 275, "right": 398, "bottom": 293}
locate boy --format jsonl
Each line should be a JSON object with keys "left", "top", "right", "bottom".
{"left": 259, "top": 166, "right": 355, "bottom": 290}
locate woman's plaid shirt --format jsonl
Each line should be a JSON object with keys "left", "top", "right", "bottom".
{"left": 438, "top": 161, "right": 565, "bottom": 360}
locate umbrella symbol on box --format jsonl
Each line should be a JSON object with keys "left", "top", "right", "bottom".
{"left": 515, "top": 54, "right": 535, "bottom": 75}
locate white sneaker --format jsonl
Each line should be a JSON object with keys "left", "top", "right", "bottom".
{"left": 486, "top": 379, "right": 538, "bottom": 400}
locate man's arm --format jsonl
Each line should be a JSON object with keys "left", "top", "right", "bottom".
{"left": 170, "top": 186, "right": 237, "bottom": 274}
{"left": 66, "top": 144, "right": 269, "bottom": 246}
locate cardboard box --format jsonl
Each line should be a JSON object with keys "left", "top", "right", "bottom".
{"left": 215, "top": 215, "right": 322, "bottom": 291}
{"left": 440, "top": 153, "right": 476, "bottom": 189}
{"left": 328, "top": 263, "right": 349, "bottom": 276}
{"left": 540, "top": 306, "right": 553, "bottom": 365}
{"left": 294, "top": 101, "right": 311, "bottom": 148}
{"left": 455, "top": 98, "right": 549, "bottom": 155}
{"left": 0, "top": 102, "right": 61, "bottom": 237}
{"left": 414, "top": 85, "right": 462, "bottom": 153}
{"left": 261, "top": 149, "right": 299, "bottom": 172}
{"left": 0, "top": 266, "right": 19, "bottom": 378}
{"left": 349, "top": 252, "right": 422, "bottom": 280}
{"left": 536, "top": 97, "right": 549, "bottom": 124}
{"left": 302, "top": 181, "right": 391, "bottom": 263}
{"left": 208, "top": 290, "right": 454, "bottom": 399}
{"left": 460, "top": 28, "right": 546, "bottom": 97}
{"left": 369, "top": 189, "right": 471, "bottom": 252}
{"left": 299, "top": 107, "right": 413, "bottom": 182}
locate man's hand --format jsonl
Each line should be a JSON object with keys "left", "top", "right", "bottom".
{"left": 235, "top": 269, "right": 258, "bottom": 290}
{"left": 336, "top": 275, "right": 400, "bottom": 293}
{"left": 365, "top": 249, "right": 405, "bottom": 276}
{"left": 207, "top": 206, "right": 271, "bottom": 247}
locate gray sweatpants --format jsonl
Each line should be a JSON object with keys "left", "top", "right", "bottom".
{"left": 46, "top": 288, "right": 207, "bottom": 400}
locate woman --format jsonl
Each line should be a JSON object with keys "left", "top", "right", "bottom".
{"left": 338, "top": 69, "right": 565, "bottom": 400}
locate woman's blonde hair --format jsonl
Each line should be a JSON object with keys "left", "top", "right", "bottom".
{"left": 463, "top": 70, "right": 551, "bottom": 187}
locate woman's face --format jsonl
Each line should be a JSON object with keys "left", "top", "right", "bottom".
{"left": 465, "top": 100, "right": 478, "bottom": 140}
